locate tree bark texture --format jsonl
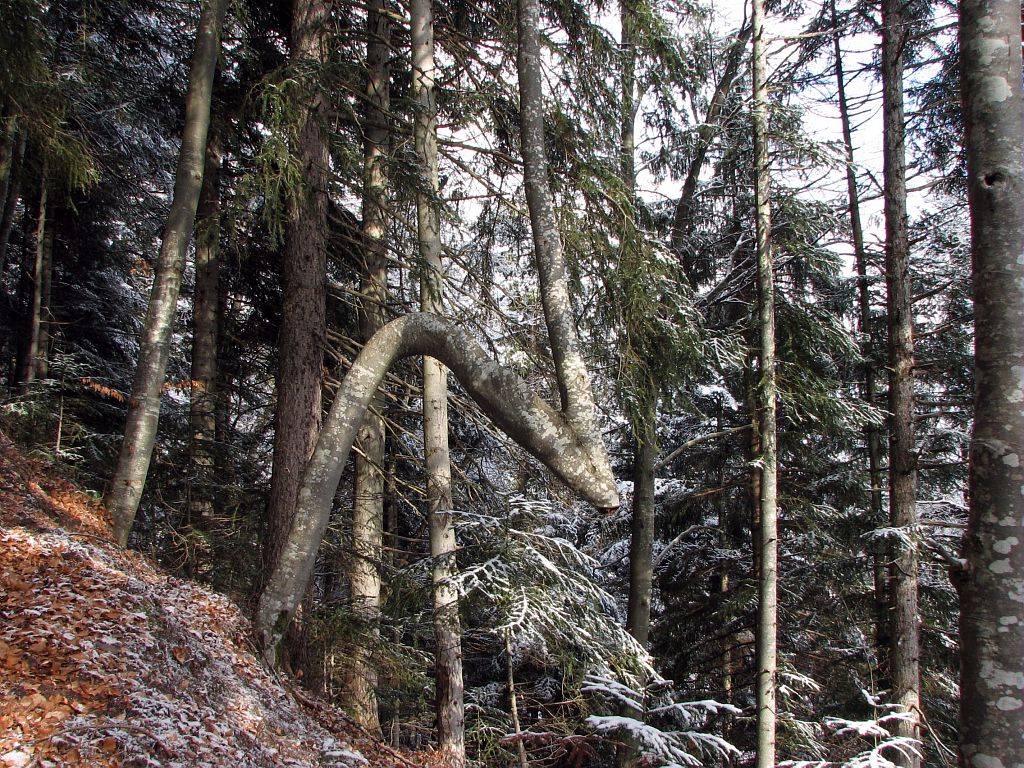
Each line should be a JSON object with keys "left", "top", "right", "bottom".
{"left": 104, "top": 0, "right": 227, "bottom": 546}
{"left": 626, "top": 396, "right": 656, "bottom": 649}
{"left": 189, "top": 129, "right": 222, "bottom": 525}
{"left": 263, "top": 0, "right": 330, "bottom": 580}
{"left": 412, "top": 0, "right": 465, "bottom": 762}
{"left": 344, "top": 0, "right": 391, "bottom": 735}
{"left": 516, "top": 0, "right": 611, "bottom": 487}
{"left": 958, "top": 0, "right": 1024, "bottom": 762}
{"left": 881, "top": 0, "right": 921, "bottom": 759}
{"left": 832, "top": 3, "right": 889, "bottom": 676}
{"left": 254, "top": 312, "right": 620, "bottom": 653}
{"left": 751, "top": 0, "right": 778, "bottom": 764}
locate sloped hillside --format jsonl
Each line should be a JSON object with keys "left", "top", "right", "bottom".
{"left": 0, "top": 433, "right": 417, "bottom": 768}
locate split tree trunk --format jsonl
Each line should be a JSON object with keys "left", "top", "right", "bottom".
{"left": 18, "top": 178, "right": 52, "bottom": 390}
{"left": 104, "top": 0, "right": 227, "bottom": 546}
{"left": 411, "top": 0, "right": 465, "bottom": 762}
{"left": 881, "top": 0, "right": 921, "bottom": 759}
{"left": 751, "top": 0, "right": 779, "bottom": 763}
{"left": 958, "top": 0, "right": 1024, "bottom": 761}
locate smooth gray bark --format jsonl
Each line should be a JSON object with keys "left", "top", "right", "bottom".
{"left": 105, "top": 0, "right": 227, "bottom": 546}
{"left": 516, "top": 0, "right": 610, "bottom": 483}
{"left": 958, "top": 0, "right": 1024, "bottom": 762}
{"left": 344, "top": 0, "right": 389, "bottom": 734}
{"left": 255, "top": 313, "right": 619, "bottom": 652}
{"left": 881, "top": 0, "right": 921, "bottom": 759}
{"left": 412, "top": 0, "right": 465, "bottom": 762}
{"left": 751, "top": 0, "right": 778, "bottom": 763}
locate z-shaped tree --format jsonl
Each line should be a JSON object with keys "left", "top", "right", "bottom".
{"left": 253, "top": 0, "right": 619, "bottom": 658}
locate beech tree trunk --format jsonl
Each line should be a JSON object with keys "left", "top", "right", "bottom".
{"left": 188, "top": 129, "right": 222, "bottom": 526}
{"left": 263, "top": 0, "right": 330, "bottom": 580}
{"left": 831, "top": 2, "right": 889, "bottom": 677}
{"left": 254, "top": 312, "right": 619, "bottom": 653}
{"left": 958, "top": 0, "right": 1024, "bottom": 761}
{"left": 751, "top": 0, "right": 778, "bottom": 763}
{"left": 343, "top": 0, "right": 390, "bottom": 734}
{"left": 104, "top": 0, "right": 227, "bottom": 546}
{"left": 881, "top": 0, "right": 921, "bottom": 759}
{"left": 412, "top": 0, "right": 465, "bottom": 762}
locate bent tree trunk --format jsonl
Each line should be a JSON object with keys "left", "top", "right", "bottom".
{"left": 958, "top": 0, "right": 1024, "bottom": 761}
{"left": 105, "top": 0, "right": 227, "bottom": 546}
{"left": 255, "top": 313, "right": 619, "bottom": 652}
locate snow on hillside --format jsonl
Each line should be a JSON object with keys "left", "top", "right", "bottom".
{"left": 0, "top": 433, "right": 415, "bottom": 768}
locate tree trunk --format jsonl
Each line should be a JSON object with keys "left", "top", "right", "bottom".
{"left": 344, "top": 0, "right": 390, "bottom": 734}
{"left": 958, "top": 0, "right": 1024, "bottom": 762}
{"left": 254, "top": 312, "right": 620, "bottom": 653}
{"left": 881, "top": 0, "right": 921, "bottom": 759}
{"left": 751, "top": 0, "right": 778, "bottom": 763}
{"left": 0, "top": 129, "right": 25, "bottom": 279}
{"left": 412, "top": 0, "right": 465, "bottom": 762}
{"left": 0, "top": 112, "right": 16, "bottom": 223}
{"left": 263, "top": 0, "right": 330, "bottom": 579}
{"left": 188, "top": 128, "right": 222, "bottom": 526}
{"left": 516, "top": 0, "right": 610, "bottom": 481}
{"left": 256, "top": 0, "right": 617, "bottom": 658}
{"left": 18, "top": 178, "right": 52, "bottom": 390}
{"left": 104, "top": 0, "right": 227, "bottom": 546}
{"left": 831, "top": 1, "right": 889, "bottom": 680}
{"left": 669, "top": 25, "right": 749, "bottom": 285}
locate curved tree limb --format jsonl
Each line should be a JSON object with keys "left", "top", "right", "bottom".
{"left": 255, "top": 312, "right": 620, "bottom": 654}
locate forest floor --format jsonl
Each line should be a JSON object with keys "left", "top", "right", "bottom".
{"left": 0, "top": 431, "right": 434, "bottom": 768}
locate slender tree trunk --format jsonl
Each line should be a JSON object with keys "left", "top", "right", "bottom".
{"left": 344, "top": 0, "right": 390, "bottom": 734}
{"left": 516, "top": 0, "right": 611, "bottom": 486}
{"left": 18, "top": 179, "right": 52, "bottom": 389}
{"left": 881, "top": 0, "right": 921, "bottom": 759}
{"left": 263, "top": 0, "right": 330, "bottom": 580}
{"left": 412, "top": 0, "right": 465, "bottom": 762}
{"left": 104, "top": 0, "right": 227, "bottom": 546}
{"left": 669, "top": 26, "right": 750, "bottom": 284}
{"left": 189, "top": 129, "right": 222, "bottom": 526}
{"left": 958, "top": 0, "right": 1024, "bottom": 762}
{"left": 505, "top": 632, "right": 529, "bottom": 768}
{"left": 751, "top": 0, "right": 778, "bottom": 763}
{"left": 831, "top": 2, "right": 889, "bottom": 678}
{"left": 0, "top": 130, "right": 25, "bottom": 278}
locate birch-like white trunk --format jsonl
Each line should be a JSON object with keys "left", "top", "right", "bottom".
{"left": 751, "top": 0, "right": 779, "bottom": 763}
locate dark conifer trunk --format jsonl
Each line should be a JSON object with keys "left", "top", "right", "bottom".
{"left": 881, "top": 0, "right": 921, "bottom": 758}
{"left": 263, "top": 0, "right": 330, "bottom": 579}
